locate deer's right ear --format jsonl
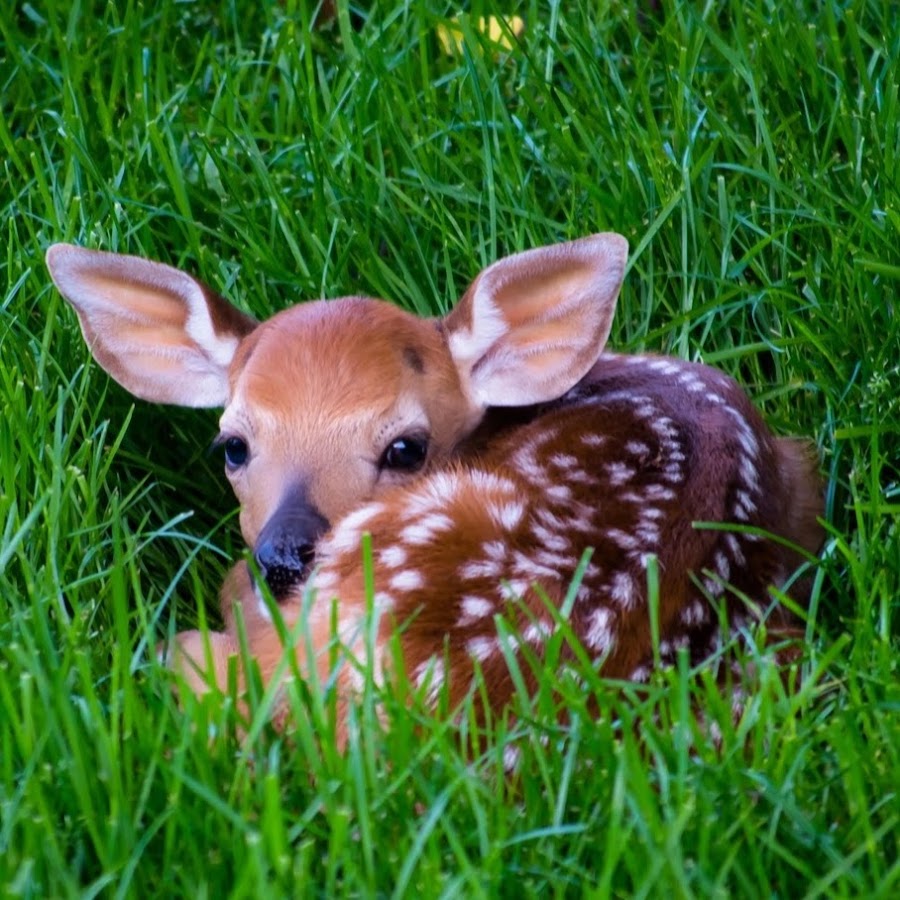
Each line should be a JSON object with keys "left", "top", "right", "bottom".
{"left": 45, "top": 245, "right": 257, "bottom": 408}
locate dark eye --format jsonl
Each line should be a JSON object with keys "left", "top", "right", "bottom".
{"left": 223, "top": 436, "right": 249, "bottom": 469}
{"left": 380, "top": 435, "right": 428, "bottom": 472}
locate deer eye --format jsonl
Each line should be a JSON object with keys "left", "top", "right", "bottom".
{"left": 380, "top": 435, "right": 428, "bottom": 472}
{"left": 223, "top": 436, "right": 249, "bottom": 469}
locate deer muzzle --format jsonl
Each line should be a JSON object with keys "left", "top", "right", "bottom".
{"left": 253, "top": 484, "right": 329, "bottom": 599}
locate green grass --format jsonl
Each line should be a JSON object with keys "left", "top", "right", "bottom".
{"left": 2, "top": 0, "right": 899, "bottom": 895}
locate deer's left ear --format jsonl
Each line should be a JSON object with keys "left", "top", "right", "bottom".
{"left": 443, "top": 233, "right": 628, "bottom": 408}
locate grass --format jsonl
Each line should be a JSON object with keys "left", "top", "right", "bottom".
{"left": 1, "top": 0, "right": 899, "bottom": 895}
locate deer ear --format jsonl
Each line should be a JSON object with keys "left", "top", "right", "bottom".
{"left": 46, "top": 244, "right": 257, "bottom": 408}
{"left": 443, "top": 233, "right": 628, "bottom": 408}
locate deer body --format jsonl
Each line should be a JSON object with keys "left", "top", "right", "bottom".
{"left": 45, "top": 235, "right": 822, "bottom": 737}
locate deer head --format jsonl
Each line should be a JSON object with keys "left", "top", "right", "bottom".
{"left": 45, "top": 235, "right": 628, "bottom": 598}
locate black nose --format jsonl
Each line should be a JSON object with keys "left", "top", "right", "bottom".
{"left": 254, "top": 538, "right": 317, "bottom": 598}
{"left": 253, "top": 487, "right": 329, "bottom": 599}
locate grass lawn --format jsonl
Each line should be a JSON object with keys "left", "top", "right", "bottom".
{"left": 2, "top": 0, "right": 898, "bottom": 895}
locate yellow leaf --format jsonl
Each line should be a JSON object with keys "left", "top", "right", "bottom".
{"left": 436, "top": 15, "right": 525, "bottom": 57}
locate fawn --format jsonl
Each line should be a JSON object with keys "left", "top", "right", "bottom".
{"left": 46, "top": 234, "right": 822, "bottom": 740}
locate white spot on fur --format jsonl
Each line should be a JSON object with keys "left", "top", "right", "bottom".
{"left": 675, "top": 368, "right": 704, "bottom": 390}
{"left": 609, "top": 571, "right": 635, "bottom": 609}
{"left": 373, "top": 591, "right": 395, "bottom": 612}
{"left": 533, "top": 550, "right": 575, "bottom": 572}
{"left": 390, "top": 570, "right": 425, "bottom": 592}
{"left": 535, "top": 507, "right": 566, "bottom": 530}
{"left": 585, "top": 607, "right": 615, "bottom": 653}
{"left": 644, "top": 484, "right": 676, "bottom": 502}
{"left": 606, "top": 528, "right": 640, "bottom": 551}
{"left": 421, "top": 511, "right": 455, "bottom": 533}
{"left": 545, "top": 484, "right": 573, "bottom": 503}
{"left": 630, "top": 664, "right": 650, "bottom": 683}
{"left": 324, "top": 526, "right": 362, "bottom": 556}
{"left": 338, "top": 503, "right": 385, "bottom": 534}
{"left": 459, "top": 559, "right": 503, "bottom": 580}
{"left": 468, "top": 470, "right": 517, "bottom": 496}
{"left": 421, "top": 472, "right": 464, "bottom": 506}
{"left": 650, "top": 416, "right": 678, "bottom": 438}
{"left": 570, "top": 514, "right": 595, "bottom": 533}
{"left": 681, "top": 599, "right": 707, "bottom": 627}
{"left": 514, "top": 459, "right": 550, "bottom": 484}
{"left": 737, "top": 428, "right": 759, "bottom": 459}
{"left": 531, "top": 522, "right": 571, "bottom": 553}
{"left": 500, "top": 579, "right": 529, "bottom": 600}
{"left": 714, "top": 551, "right": 731, "bottom": 582}
{"left": 605, "top": 462, "right": 635, "bottom": 486}
{"left": 724, "top": 533, "right": 746, "bottom": 566}
{"left": 661, "top": 465, "right": 684, "bottom": 484}
{"left": 644, "top": 357, "right": 682, "bottom": 376}
{"left": 502, "top": 744, "right": 521, "bottom": 772}
{"left": 414, "top": 657, "right": 446, "bottom": 705}
{"left": 379, "top": 545, "right": 407, "bottom": 569}
{"left": 402, "top": 494, "right": 440, "bottom": 519}
{"left": 511, "top": 444, "right": 548, "bottom": 482}
{"left": 550, "top": 453, "right": 579, "bottom": 469}
{"left": 459, "top": 595, "right": 494, "bottom": 624}
{"left": 482, "top": 540, "right": 507, "bottom": 560}
{"left": 400, "top": 515, "right": 452, "bottom": 546}
{"left": 523, "top": 620, "right": 553, "bottom": 644}
{"left": 635, "top": 523, "right": 661, "bottom": 545}
{"left": 582, "top": 433, "right": 606, "bottom": 448}
{"left": 724, "top": 407, "right": 760, "bottom": 456}
{"left": 734, "top": 489, "right": 756, "bottom": 518}
{"left": 491, "top": 501, "right": 525, "bottom": 531}
{"left": 513, "top": 552, "right": 560, "bottom": 581}
{"left": 738, "top": 457, "right": 760, "bottom": 492}
{"left": 467, "top": 636, "right": 498, "bottom": 662}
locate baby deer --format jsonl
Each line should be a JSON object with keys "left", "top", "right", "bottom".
{"left": 46, "top": 235, "right": 822, "bottom": 738}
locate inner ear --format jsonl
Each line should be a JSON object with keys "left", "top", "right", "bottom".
{"left": 444, "top": 233, "right": 628, "bottom": 408}
{"left": 46, "top": 244, "right": 257, "bottom": 408}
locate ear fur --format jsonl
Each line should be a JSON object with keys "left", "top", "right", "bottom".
{"left": 443, "top": 233, "right": 628, "bottom": 408}
{"left": 45, "top": 244, "right": 257, "bottom": 407}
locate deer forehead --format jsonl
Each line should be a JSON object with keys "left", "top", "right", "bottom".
{"left": 221, "top": 296, "right": 468, "bottom": 448}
